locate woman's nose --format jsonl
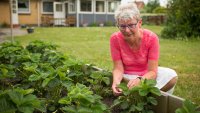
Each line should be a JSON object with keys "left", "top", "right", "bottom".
{"left": 124, "top": 27, "right": 131, "bottom": 32}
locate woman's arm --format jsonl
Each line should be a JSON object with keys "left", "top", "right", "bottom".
{"left": 112, "top": 60, "right": 124, "bottom": 95}
{"left": 127, "top": 60, "right": 158, "bottom": 89}
{"left": 142, "top": 60, "right": 158, "bottom": 79}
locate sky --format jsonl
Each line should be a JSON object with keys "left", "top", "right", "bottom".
{"left": 121, "top": 0, "right": 168, "bottom": 7}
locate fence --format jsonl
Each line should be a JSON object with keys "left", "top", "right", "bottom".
{"left": 141, "top": 14, "right": 166, "bottom": 25}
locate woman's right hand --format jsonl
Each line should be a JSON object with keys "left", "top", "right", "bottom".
{"left": 112, "top": 83, "right": 122, "bottom": 96}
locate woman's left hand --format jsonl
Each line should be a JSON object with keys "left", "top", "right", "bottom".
{"left": 127, "top": 78, "right": 141, "bottom": 89}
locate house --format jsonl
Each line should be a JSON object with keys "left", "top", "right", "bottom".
{"left": 0, "top": 0, "right": 122, "bottom": 27}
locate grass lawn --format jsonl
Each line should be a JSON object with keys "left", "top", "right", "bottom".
{"left": 12, "top": 25, "right": 200, "bottom": 105}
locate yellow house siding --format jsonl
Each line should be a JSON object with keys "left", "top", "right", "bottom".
{"left": 18, "top": 0, "right": 41, "bottom": 25}
{"left": 0, "top": 1, "right": 11, "bottom": 25}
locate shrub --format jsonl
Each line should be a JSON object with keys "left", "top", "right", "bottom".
{"left": 161, "top": 0, "right": 200, "bottom": 39}
{"left": 153, "top": 6, "right": 167, "bottom": 13}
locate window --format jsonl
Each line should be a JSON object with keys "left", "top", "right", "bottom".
{"left": 69, "top": 0, "right": 76, "bottom": 12}
{"left": 18, "top": 0, "right": 30, "bottom": 13}
{"left": 108, "top": 1, "right": 120, "bottom": 13}
{"left": 96, "top": 1, "right": 105, "bottom": 12}
{"left": 80, "top": 0, "right": 92, "bottom": 12}
{"left": 56, "top": 4, "right": 63, "bottom": 12}
{"left": 43, "top": 1, "right": 53, "bottom": 13}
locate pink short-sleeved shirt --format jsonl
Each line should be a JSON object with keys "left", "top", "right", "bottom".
{"left": 110, "top": 29, "right": 159, "bottom": 76}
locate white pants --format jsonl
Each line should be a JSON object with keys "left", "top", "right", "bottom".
{"left": 123, "top": 67, "right": 178, "bottom": 94}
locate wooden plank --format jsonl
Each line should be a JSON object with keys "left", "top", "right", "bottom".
{"left": 153, "top": 91, "right": 168, "bottom": 113}
{"left": 168, "top": 94, "right": 184, "bottom": 113}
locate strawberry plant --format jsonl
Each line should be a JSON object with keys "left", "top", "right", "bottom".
{"left": 0, "top": 88, "right": 45, "bottom": 113}
{"left": 0, "top": 40, "right": 113, "bottom": 113}
{"left": 59, "top": 83, "right": 110, "bottom": 113}
{"left": 112, "top": 79, "right": 161, "bottom": 113}
{"left": 88, "top": 70, "right": 112, "bottom": 97}
{"left": 175, "top": 99, "right": 200, "bottom": 113}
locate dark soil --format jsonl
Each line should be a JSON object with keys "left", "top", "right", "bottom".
{"left": 103, "top": 96, "right": 122, "bottom": 113}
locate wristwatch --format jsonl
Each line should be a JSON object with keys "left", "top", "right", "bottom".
{"left": 137, "top": 76, "right": 143, "bottom": 80}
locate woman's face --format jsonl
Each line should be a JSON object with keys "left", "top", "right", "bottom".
{"left": 118, "top": 18, "right": 142, "bottom": 38}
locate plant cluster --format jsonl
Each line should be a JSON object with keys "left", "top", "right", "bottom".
{"left": 161, "top": 0, "right": 200, "bottom": 39}
{"left": 0, "top": 40, "right": 165, "bottom": 113}
{"left": 0, "top": 40, "right": 111, "bottom": 113}
{"left": 175, "top": 99, "right": 200, "bottom": 113}
{"left": 112, "top": 79, "right": 161, "bottom": 113}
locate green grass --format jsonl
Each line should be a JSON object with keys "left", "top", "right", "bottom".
{"left": 10, "top": 26, "right": 200, "bottom": 105}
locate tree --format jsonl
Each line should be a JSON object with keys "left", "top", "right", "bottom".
{"left": 146, "top": 0, "right": 160, "bottom": 13}
{"left": 161, "top": 0, "right": 200, "bottom": 39}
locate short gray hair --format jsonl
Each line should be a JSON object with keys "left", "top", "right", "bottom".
{"left": 115, "top": 3, "right": 141, "bottom": 23}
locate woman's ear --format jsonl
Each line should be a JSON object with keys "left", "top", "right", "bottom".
{"left": 138, "top": 19, "right": 142, "bottom": 28}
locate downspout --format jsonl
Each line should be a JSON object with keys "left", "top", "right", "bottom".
{"left": 9, "top": 0, "right": 14, "bottom": 42}
{"left": 93, "top": 0, "right": 96, "bottom": 24}
{"left": 76, "top": 0, "right": 79, "bottom": 27}
{"left": 37, "top": 0, "right": 40, "bottom": 27}
{"left": 105, "top": 0, "right": 108, "bottom": 23}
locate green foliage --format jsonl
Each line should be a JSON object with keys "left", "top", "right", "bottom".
{"left": 153, "top": 6, "right": 167, "bottom": 13}
{"left": 161, "top": 0, "right": 200, "bottom": 39}
{"left": 0, "top": 40, "right": 112, "bottom": 113}
{"left": 105, "top": 21, "right": 114, "bottom": 26}
{"left": 146, "top": 0, "right": 160, "bottom": 13}
{"left": 59, "top": 83, "right": 109, "bottom": 113}
{"left": 89, "top": 22, "right": 98, "bottom": 27}
{"left": 26, "top": 40, "right": 57, "bottom": 54}
{"left": 175, "top": 100, "right": 200, "bottom": 113}
{"left": 112, "top": 79, "right": 161, "bottom": 113}
{"left": 0, "top": 88, "right": 45, "bottom": 113}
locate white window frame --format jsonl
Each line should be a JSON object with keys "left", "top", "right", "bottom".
{"left": 79, "top": 0, "right": 93, "bottom": 14}
{"left": 95, "top": 0, "right": 106, "bottom": 14}
{"left": 41, "top": 0, "right": 54, "bottom": 14}
{"left": 107, "top": 1, "right": 120, "bottom": 14}
{"left": 68, "top": 0, "right": 76, "bottom": 14}
{"left": 18, "top": 0, "right": 31, "bottom": 14}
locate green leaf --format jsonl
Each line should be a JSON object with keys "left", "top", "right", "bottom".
{"left": 121, "top": 101, "right": 129, "bottom": 109}
{"left": 35, "top": 99, "right": 46, "bottom": 112}
{"left": 1, "top": 68, "right": 8, "bottom": 76}
{"left": 129, "top": 104, "right": 136, "bottom": 112}
{"left": 59, "top": 97, "right": 72, "bottom": 105}
{"left": 23, "top": 63, "right": 38, "bottom": 73}
{"left": 42, "top": 78, "right": 51, "bottom": 87}
{"left": 118, "top": 83, "right": 128, "bottom": 91}
{"left": 135, "top": 102, "right": 144, "bottom": 111}
{"left": 61, "top": 80, "right": 73, "bottom": 89}
{"left": 175, "top": 109, "right": 186, "bottom": 113}
{"left": 175, "top": 99, "right": 200, "bottom": 113}
{"left": 48, "top": 78, "right": 60, "bottom": 88}
{"left": 16, "top": 88, "right": 34, "bottom": 95}
{"left": 23, "top": 94, "right": 39, "bottom": 105}
{"left": 102, "top": 77, "right": 110, "bottom": 85}
{"left": 28, "top": 74, "right": 41, "bottom": 81}
{"left": 147, "top": 96, "right": 157, "bottom": 105}
{"left": 146, "top": 79, "right": 156, "bottom": 87}
{"left": 8, "top": 90, "right": 23, "bottom": 106}
{"left": 139, "top": 89, "right": 148, "bottom": 96}
{"left": 150, "top": 87, "right": 161, "bottom": 96}
{"left": 18, "top": 106, "right": 34, "bottom": 113}
{"left": 111, "top": 99, "right": 122, "bottom": 108}
{"left": 0, "top": 95, "right": 16, "bottom": 113}
{"left": 77, "top": 106, "right": 93, "bottom": 113}
{"left": 62, "top": 106, "right": 77, "bottom": 113}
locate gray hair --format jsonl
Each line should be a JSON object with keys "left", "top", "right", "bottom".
{"left": 115, "top": 3, "right": 141, "bottom": 23}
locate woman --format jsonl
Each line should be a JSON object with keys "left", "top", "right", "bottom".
{"left": 110, "top": 3, "right": 178, "bottom": 96}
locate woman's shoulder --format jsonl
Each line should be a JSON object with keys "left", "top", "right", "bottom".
{"left": 110, "top": 31, "right": 123, "bottom": 40}
{"left": 143, "top": 29, "right": 159, "bottom": 41}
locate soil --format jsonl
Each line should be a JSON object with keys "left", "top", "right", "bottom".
{"left": 103, "top": 96, "right": 122, "bottom": 113}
